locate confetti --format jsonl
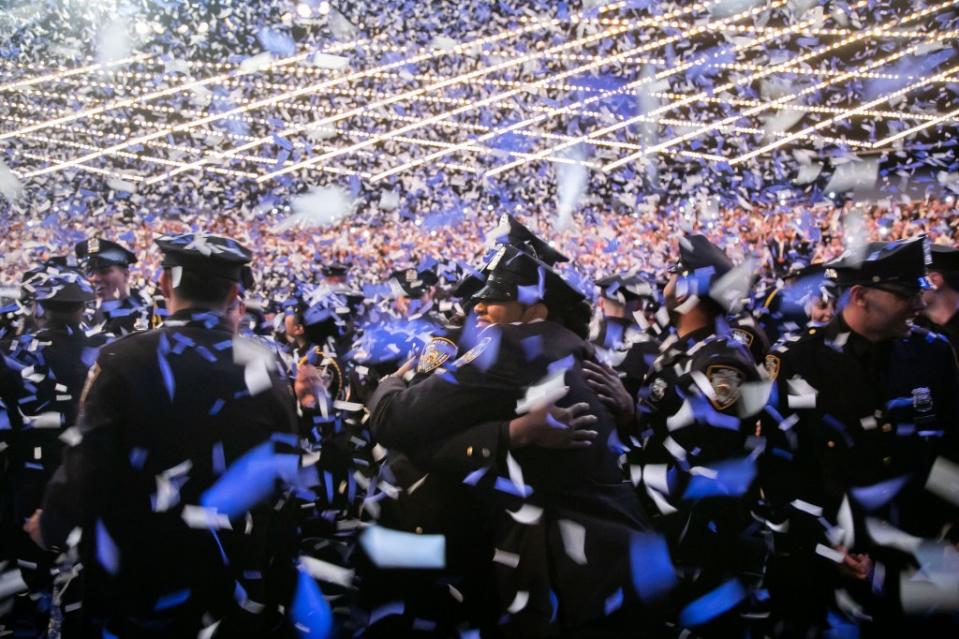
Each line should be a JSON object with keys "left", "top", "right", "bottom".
{"left": 359, "top": 526, "right": 445, "bottom": 569}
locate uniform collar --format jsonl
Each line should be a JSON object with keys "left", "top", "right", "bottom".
{"left": 832, "top": 313, "right": 893, "bottom": 359}
{"left": 678, "top": 324, "right": 715, "bottom": 351}
{"left": 165, "top": 308, "right": 231, "bottom": 332}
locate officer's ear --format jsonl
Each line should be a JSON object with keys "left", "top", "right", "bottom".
{"left": 224, "top": 282, "right": 239, "bottom": 308}
{"left": 159, "top": 269, "right": 172, "bottom": 300}
{"left": 522, "top": 302, "right": 549, "bottom": 323}
{"left": 848, "top": 285, "right": 866, "bottom": 307}
{"left": 927, "top": 271, "right": 944, "bottom": 291}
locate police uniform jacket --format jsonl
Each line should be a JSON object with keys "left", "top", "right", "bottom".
{"left": 634, "top": 324, "right": 764, "bottom": 621}
{"left": 40, "top": 308, "right": 299, "bottom": 636}
{"left": 760, "top": 314, "right": 959, "bottom": 624}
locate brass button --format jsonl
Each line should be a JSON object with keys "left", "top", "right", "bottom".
{"left": 809, "top": 328, "right": 817, "bottom": 335}
{"left": 883, "top": 456, "right": 892, "bottom": 465}
{"left": 827, "top": 440, "right": 835, "bottom": 448}
{"left": 881, "top": 423, "right": 893, "bottom": 433}
{"left": 415, "top": 526, "right": 423, "bottom": 534}
{"left": 481, "top": 448, "right": 491, "bottom": 458}
{"left": 466, "top": 446, "right": 473, "bottom": 457}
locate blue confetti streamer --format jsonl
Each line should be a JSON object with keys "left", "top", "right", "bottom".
{"left": 683, "top": 457, "right": 757, "bottom": 500}
{"left": 291, "top": 566, "right": 333, "bottom": 639}
{"left": 96, "top": 519, "right": 120, "bottom": 576}
{"left": 200, "top": 442, "right": 293, "bottom": 517}
{"left": 257, "top": 27, "right": 296, "bottom": 57}
{"left": 630, "top": 532, "right": 677, "bottom": 602}
{"left": 678, "top": 578, "right": 746, "bottom": 627}
{"left": 849, "top": 475, "right": 911, "bottom": 512}
{"left": 154, "top": 588, "right": 191, "bottom": 611}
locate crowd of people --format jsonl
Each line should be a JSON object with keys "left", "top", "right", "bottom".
{"left": 0, "top": 200, "right": 958, "bottom": 638}
{"left": 4, "top": 196, "right": 958, "bottom": 300}
{"left": 2, "top": 0, "right": 959, "bottom": 635}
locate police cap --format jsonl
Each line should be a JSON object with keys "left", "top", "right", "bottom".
{"left": 75, "top": 237, "right": 137, "bottom": 272}
{"left": 155, "top": 232, "right": 253, "bottom": 282}
{"left": 825, "top": 235, "right": 930, "bottom": 296}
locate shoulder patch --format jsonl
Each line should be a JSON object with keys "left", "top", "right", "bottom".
{"left": 417, "top": 337, "right": 458, "bottom": 374}
{"left": 731, "top": 328, "right": 754, "bottom": 348}
{"left": 706, "top": 364, "right": 744, "bottom": 410}
{"left": 764, "top": 354, "right": 781, "bottom": 381}
{"left": 454, "top": 336, "right": 492, "bottom": 367}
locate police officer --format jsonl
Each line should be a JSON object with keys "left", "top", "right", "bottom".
{"left": 1, "top": 268, "right": 107, "bottom": 633}
{"left": 921, "top": 244, "right": 959, "bottom": 352}
{"left": 74, "top": 237, "right": 151, "bottom": 335}
{"left": 592, "top": 273, "right": 662, "bottom": 399}
{"left": 387, "top": 265, "right": 442, "bottom": 321}
{"left": 760, "top": 236, "right": 959, "bottom": 635}
{"left": 587, "top": 234, "right": 766, "bottom": 634}
{"left": 367, "top": 244, "right": 652, "bottom": 637}
{"left": 26, "top": 232, "right": 299, "bottom": 638}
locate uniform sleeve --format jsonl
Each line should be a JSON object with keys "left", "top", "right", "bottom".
{"left": 368, "top": 359, "right": 518, "bottom": 453}
{"left": 409, "top": 420, "right": 510, "bottom": 478}
{"left": 40, "top": 360, "right": 127, "bottom": 548}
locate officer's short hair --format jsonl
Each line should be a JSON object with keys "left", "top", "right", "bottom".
{"left": 168, "top": 268, "right": 236, "bottom": 307}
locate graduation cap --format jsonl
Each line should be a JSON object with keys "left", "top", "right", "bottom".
{"left": 388, "top": 267, "right": 438, "bottom": 298}
{"left": 672, "top": 234, "right": 736, "bottom": 305}
{"left": 786, "top": 263, "right": 838, "bottom": 303}
{"left": 825, "top": 235, "right": 930, "bottom": 296}
{"left": 471, "top": 245, "right": 584, "bottom": 310}
{"left": 75, "top": 237, "right": 137, "bottom": 272}
{"left": 596, "top": 273, "right": 658, "bottom": 304}
{"left": 929, "top": 244, "right": 959, "bottom": 273}
{"left": 155, "top": 232, "right": 252, "bottom": 282}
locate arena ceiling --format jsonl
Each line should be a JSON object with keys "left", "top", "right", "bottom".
{"left": 1, "top": 0, "right": 958, "bottom": 214}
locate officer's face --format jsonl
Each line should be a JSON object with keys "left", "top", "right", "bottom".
{"left": 808, "top": 297, "right": 835, "bottom": 325}
{"left": 88, "top": 265, "right": 129, "bottom": 301}
{"left": 284, "top": 314, "right": 305, "bottom": 344}
{"left": 860, "top": 287, "right": 925, "bottom": 338}
{"left": 473, "top": 299, "right": 526, "bottom": 327}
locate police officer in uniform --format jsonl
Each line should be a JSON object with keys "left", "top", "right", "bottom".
{"left": 26, "top": 232, "right": 299, "bottom": 638}
{"left": 74, "top": 238, "right": 151, "bottom": 335}
{"left": 921, "top": 244, "right": 959, "bottom": 353}
{"left": 592, "top": 273, "right": 662, "bottom": 399}
{"left": 4, "top": 269, "right": 108, "bottom": 634}
{"left": 586, "top": 234, "right": 766, "bottom": 634}
{"left": 760, "top": 236, "right": 959, "bottom": 635}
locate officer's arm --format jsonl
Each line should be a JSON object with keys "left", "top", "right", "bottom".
{"left": 367, "top": 365, "right": 515, "bottom": 453}
{"left": 39, "top": 361, "right": 126, "bottom": 548}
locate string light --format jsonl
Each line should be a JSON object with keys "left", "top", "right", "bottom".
{"left": 731, "top": 64, "right": 959, "bottom": 164}
{"left": 599, "top": 0, "right": 958, "bottom": 171}
{"left": 3, "top": 0, "right": 955, "bottom": 183}
{"left": 477, "top": 0, "right": 801, "bottom": 179}
{"left": 139, "top": 12, "right": 580, "bottom": 185}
